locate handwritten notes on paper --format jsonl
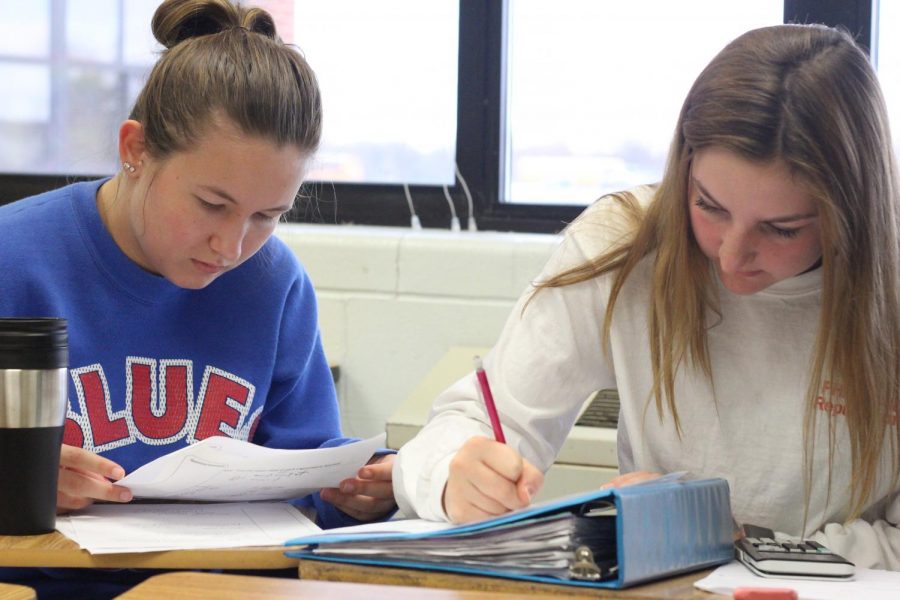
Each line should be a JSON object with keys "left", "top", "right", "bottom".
{"left": 118, "top": 433, "right": 386, "bottom": 502}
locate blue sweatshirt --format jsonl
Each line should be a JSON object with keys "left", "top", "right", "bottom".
{"left": 0, "top": 179, "right": 356, "bottom": 528}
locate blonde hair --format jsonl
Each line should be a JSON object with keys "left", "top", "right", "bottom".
{"left": 537, "top": 24, "right": 900, "bottom": 519}
{"left": 131, "top": 0, "right": 322, "bottom": 159}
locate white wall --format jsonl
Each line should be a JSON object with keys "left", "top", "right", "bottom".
{"left": 277, "top": 224, "right": 559, "bottom": 438}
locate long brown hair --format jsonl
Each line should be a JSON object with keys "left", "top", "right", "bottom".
{"left": 131, "top": 0, "right": 322, "bottom": 159}
{"left": 537, "top": 24, "right": 900, "bottom": 519}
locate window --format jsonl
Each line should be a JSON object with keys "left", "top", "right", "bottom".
{"left": 0, "top": 2, "right": 51, "bottom": 178}
{"left": 0, "top": 0, "right": 158, "bottom": 175}
{"left": 293, "top": 0, "right": 459, "bottom": 186}
{"left": 0, "top": 1, "right": 878, "bottom": 232}
{"left": 504, "top": 0, "right": 783, "bottom": 205}
{"left": 0, "top": 0, "right": 458, "bottom": 186}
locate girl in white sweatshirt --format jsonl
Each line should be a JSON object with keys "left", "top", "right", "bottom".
{"left": 394, "top": 23, "right": 900, "bottom": 570}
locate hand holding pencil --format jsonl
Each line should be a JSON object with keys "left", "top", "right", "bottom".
{"left": 441, "top": 357, "right": 544, "bottom": 524}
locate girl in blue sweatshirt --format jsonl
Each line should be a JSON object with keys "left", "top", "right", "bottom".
{"left": 0, "top": 0, "right": 394, "bottom": 596}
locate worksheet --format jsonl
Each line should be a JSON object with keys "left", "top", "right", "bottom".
{"left": 117, "top": 433, "right": 385, "bottom": 501}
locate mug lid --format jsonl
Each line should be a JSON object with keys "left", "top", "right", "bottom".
{"left": 0, "top": 318, "right": 68, "bottom": 369}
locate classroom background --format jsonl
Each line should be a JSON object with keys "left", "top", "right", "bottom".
{"left": 0, "top": 0, "right": 896, "bottom": 501}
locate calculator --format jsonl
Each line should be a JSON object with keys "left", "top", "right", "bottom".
{"left": 735, "top": 524, "right": 855, "bottom": 580}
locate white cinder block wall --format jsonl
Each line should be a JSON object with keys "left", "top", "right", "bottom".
{"left": 277, "top": 224, "right": 559, "bottom": 438}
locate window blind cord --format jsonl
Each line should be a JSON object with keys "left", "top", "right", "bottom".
{"left": 403, "top": 183, "right": 422, "bottom": 230}
{"left": 455, "top": 164, "right": 477, "bottom": 231}
{"left": 442, "top": 185, "right": 461, "bottom": 232}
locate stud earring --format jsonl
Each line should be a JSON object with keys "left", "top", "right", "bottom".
{"left": 123, "top": 161, "right": 136, "bottom": 174}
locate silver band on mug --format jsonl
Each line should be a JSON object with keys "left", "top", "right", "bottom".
{"left": 0, "top": 368, "right": 67, "bottom": 428}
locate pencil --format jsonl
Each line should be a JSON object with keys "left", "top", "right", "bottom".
{"left": 474, "top": 356, "right": 506, "bottom": 443}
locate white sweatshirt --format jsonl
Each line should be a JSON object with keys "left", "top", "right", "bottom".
{"left": 393, "top": 187, "right": 900, "bottom": 569}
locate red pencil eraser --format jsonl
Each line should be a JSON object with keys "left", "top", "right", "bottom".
{"left": 733, "top": 588, "right": 798, "bottom": 600}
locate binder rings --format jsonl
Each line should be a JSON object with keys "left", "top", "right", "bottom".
{"left": 285, "top": 477, "right": 734, "bottom": 589}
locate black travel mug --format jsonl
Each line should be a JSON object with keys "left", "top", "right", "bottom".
{"left": 0, "top": 318, "right": 68, "bottom": 535}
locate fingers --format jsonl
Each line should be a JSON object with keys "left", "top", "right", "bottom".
{"left": 321, "top": 453, "right": 398, "bottom": 522}
{"left": 450, "top": 460, "right": 518, "bottom": 518}
{"left": 331, "top": 474, "right": 394, "bottom": 503}
{"left": 600, "top": 470, "right": 661, "bottom": 490}
{"left": 355, "top": 453, "right": 395, "bottom": 487}
{"left": 57, "top": 444, "right": 132, "bottom": 514}
{"left": 516, "top": 461, "right": 544, "bottom": 505}
{"left": 734, "top": 519, "right": 745, "bottom": 542}
{"left": 320, "top": 486, "right": 397, "bottom": 522}
{"left": 333, "top": 454, "right": 396, "bottom": 499}
{"left": 60, "top": 444, "right": 126, "bottom": 481}
{"left": 443, "top": 436, "right": 539, "bottom": 524}
{"left": 57, "top": 471, "right": 128, "bottom": 513}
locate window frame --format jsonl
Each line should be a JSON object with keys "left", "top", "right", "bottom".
{"left": 0, "top": 0, "right": 874, "bottom": 233}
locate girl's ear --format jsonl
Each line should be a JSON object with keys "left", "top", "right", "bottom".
{"left": 118, "top": 120, "right": 147, "bottom": 176}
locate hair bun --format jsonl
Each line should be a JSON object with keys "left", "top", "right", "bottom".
{"left": 152, "top": 0, "right": 277, "bottom": 49}
{"left": 239, "top": 7, "right": 277, "bottom": 40}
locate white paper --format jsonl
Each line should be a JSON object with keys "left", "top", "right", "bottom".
{"left": 301, "top": 517, "right": 456, "bottom": 538}
{"left": 695, "top": 561, "right": 900, "bottom": 600}
{"left": 118, "top": 433, "right": 385, "bottom": 501}
{"left": 56, "top": 502, "right": 321, "bottom": 554}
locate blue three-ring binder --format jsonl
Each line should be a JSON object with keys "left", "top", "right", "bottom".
{"left": 285, "top": 477, "right": 734, "bottom": 589}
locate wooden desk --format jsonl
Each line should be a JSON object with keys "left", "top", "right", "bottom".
{"left": 0, "top": 531, "right": 297, "bottom": 570}
{"left": 116, "top": 571, "right": 554, "bottom": 599}
{"left": 0, "top": 583, "right": 35, "bottom": 600}
{"left": 298, "top": 559, "right": 717, "bottom": 599}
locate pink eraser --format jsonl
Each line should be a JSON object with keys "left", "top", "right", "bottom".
{"left": 733, "top": 588, "right": 799, "bottom": 600}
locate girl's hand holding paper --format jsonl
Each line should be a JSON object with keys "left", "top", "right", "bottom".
{"left": 57, "top": 444, "right": 132, "bottom": 513}
{"left": 322, "top": 453, "right": 397, "bottom": 522}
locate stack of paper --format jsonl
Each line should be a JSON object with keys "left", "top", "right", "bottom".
{"left": 56, "top": 502, "right": 320, "bottom": 554}
{"left": 55, "top": 434, "right": 385, "bottom": 553}
{"left": 291, "top": 475, "right": 698, "bottom": 580}
{"left": 300, "top": 504, "right": 618, "bottom": 580}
